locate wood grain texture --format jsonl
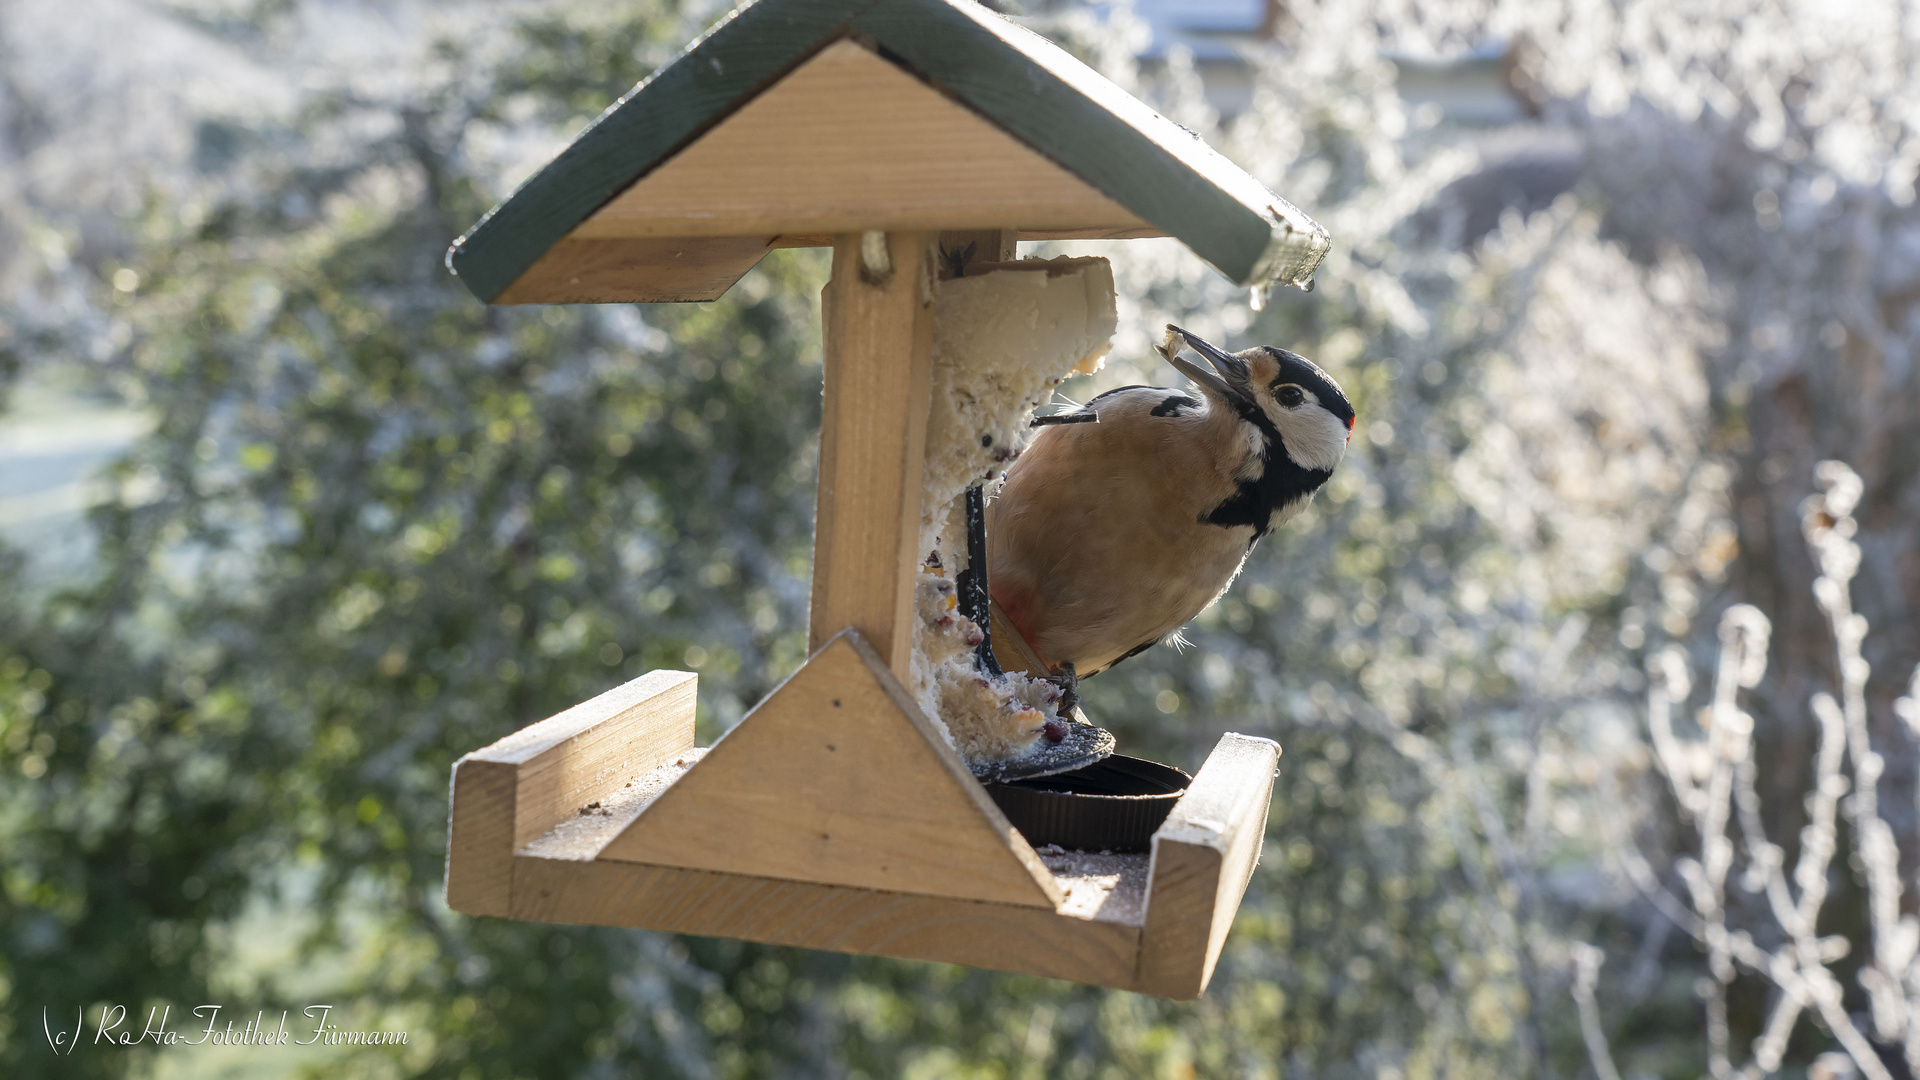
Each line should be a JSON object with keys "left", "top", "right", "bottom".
{"left": 445, "top": 0, "right": 1327, "bottom": 305}
{"left": 775, "top": 226, "right": 1164, "bottom": 251}
{"left": 1135, "top": 732, "right": 1281, "bottom": 999}
{"left": 807, "top": 230, "right": 935, "bottom": 671}
{"left": 494, "top": 235, "right": 775, "bottom": 305}
{"left": 444, "top": 668, "right": 1285, "bottom": 994}
{"left": 599, "top": 631, "right": 1063, "bottom": 910}
{"left": 852, "top": 0, "right": 1326, "bottom": 288}
{"left": 446, "top": 758, "right": 519, "bottom": 917}
{"left": 574, "top": 42, "right": 1146, "bottom": 241}
{"left": 511, "top": 856, "right": 1143, "bottom": 988}
{"left": 444, "top": 671, "right": 698, "bottom": 916}
{"left": 519, "top": 751, "right": 706, "bottom": 862}
{"left": 1016, "top": 225, "right": 1167, "bottom": 241}
{"left": 447, "top": 0, "right": 875, "bottom": 301}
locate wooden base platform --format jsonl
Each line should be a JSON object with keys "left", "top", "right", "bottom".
{"left": 445, "top": 630, "right": 1279, "bottom": 999}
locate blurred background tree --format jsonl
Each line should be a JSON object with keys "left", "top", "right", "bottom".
{"left": 1, "top": 0, "right": 1916, "bottom": 1078}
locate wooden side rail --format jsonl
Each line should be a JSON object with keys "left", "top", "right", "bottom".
{"left": 1135, "top": 733, "right": 1281, "bottom": 999}
{"left": 510, "top": 858, "right": 1145, "bottom": 989}
{"left": 446, "top": 670, "right": 698, "bottom": 916}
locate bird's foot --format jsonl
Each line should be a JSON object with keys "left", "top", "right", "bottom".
{"left": 1041, "top": 662, "right": 1080, "bottom": 741}
{"left": 969, "top": 663, "right": 1118, "bottom": 782}
{"left": 1047, "top": 661, "right": 1080, "bottom": 715}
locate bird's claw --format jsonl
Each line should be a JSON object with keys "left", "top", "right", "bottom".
{"left": 1045, "top": 661, "right": 1080, "bottom": 718}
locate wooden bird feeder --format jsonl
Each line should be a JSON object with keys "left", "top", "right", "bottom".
{"left": 442, "top": 0, "right": 1330, "bottom": 999}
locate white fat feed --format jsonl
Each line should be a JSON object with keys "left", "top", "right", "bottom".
{"left": 909, "top": 256, "right": 1116, "bottom": 768}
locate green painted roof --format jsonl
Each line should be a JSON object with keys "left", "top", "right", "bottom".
{"left": 446, "top": 0, "right": 1330, "bottom": 304}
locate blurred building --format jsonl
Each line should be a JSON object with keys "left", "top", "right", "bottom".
{"left": 1027, "top": 1, "right": 1583, "bottom": 251}
{"left": 1121, "top": 0, "right": 1535, "bottom": 126}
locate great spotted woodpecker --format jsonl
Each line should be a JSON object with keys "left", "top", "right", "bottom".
{"left": 986, "top": 324, "right": 1355, "bottom": 698}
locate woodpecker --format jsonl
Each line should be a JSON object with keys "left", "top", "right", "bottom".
{"left": 985, "top": 324, "right": 1355, "bottom": 689}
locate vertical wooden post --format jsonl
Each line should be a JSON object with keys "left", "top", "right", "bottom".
{"left": 808, "top": 231, "right": 936, "bottom": 676}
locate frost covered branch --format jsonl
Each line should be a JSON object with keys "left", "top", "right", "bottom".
{"left": 1603, "top": 461, "right": 1920, "bottom": 1079}
{"left": 1571, "top": 943, "right": 1624, "bottom": 1080}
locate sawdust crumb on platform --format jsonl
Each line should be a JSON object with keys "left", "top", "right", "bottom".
{"left": 1035, "top": 845, "right": 1150, "bottom": 926}
{"left": 520, "top": 749, "right": 708, "bottom": 861}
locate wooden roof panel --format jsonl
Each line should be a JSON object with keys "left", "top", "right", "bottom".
{"left": 571, "top": 40, "right": 1150, "bottom": 240}
{"left": 449, "top": 0, "right": 871, "bottom": 302}
{"left": 849, "top": 0, "right": 1326, "bottom": 291}
{"left": 447, "top": 0, "right": 1330, "bottom": 304}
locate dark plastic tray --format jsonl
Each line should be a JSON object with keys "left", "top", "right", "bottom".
{"left": 985, "top": 755, "right": 1192, "bottom": 853}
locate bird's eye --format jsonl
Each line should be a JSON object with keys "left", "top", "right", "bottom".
{"left": 1276, "top": 385, "right": 1305, "bottom": 407}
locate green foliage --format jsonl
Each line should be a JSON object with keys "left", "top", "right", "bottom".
{"left": 2, "top": 0, "right": 1800, "bottom": 1077}
{"left": 0, "top": 3, "right": 837, "bottom": 1074}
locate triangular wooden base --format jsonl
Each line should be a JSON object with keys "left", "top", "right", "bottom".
{"left": 598, "top": 632, "right": 1060, "bottom": 908}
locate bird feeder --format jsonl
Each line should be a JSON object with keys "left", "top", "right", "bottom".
{"left": 442, "top": 0, "right": 1329, "bottom": 999}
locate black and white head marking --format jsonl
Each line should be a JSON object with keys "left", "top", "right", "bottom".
{"left": 1162, "top": 325, "right": 1356, "bottom": 541}
{"left": 1253, "top": 347, "right": 1355, "bottom": 473}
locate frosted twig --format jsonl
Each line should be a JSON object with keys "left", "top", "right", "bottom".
{"left": 1898, "top": 665, "right": 1920, "bottom": 748}
{"left": 1571, "top": 943, "right": 1624, "bottom": 1080}
{"left": 1897, "top": 662, "right": 1920, "bottom": 1071}
{"left": 1646, "top": 646, "right": 1702, "bottom": 813}
{"left": 1609, "top": 463, "right": 1909, "bottom": 1080}
{"left": 1802, "top": 463, "right": 1917, "bottom": 1068}
{"left": 1741, "top": 975, "right": 1808, "bottom": 1079}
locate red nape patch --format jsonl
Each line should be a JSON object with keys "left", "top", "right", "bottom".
{"left": 989, "top": 584, "right": 1047, "bottom": 666}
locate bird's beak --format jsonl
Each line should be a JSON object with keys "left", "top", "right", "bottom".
{"left": 1164, "top": 324, "right": 1255, "bottom": 409}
